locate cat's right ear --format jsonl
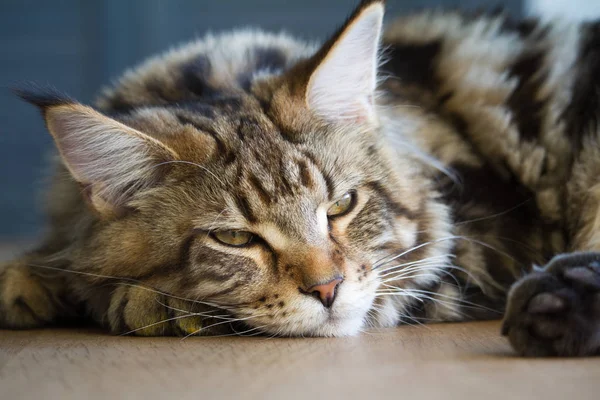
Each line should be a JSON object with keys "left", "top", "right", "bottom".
{"left": 15, "top": 88, "right": 178, "bottom": 215}
{"left": 303, "top": 0, "right": 384, "bottom": 124}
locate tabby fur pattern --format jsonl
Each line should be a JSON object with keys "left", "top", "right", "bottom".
{"left": 2, "top": 0, "right": 600, "bottom": 356}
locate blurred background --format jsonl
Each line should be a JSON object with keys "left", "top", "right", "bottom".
{"left": 0, "top": 0, "right": 578, "bottom": 240}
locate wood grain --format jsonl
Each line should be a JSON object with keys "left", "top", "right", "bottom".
{"left": 1, "top": 321, "right": 599, "bottom": 400}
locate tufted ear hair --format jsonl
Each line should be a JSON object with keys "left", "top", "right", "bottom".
{"left": 305, "top": 0, "right": 384, "bottom": 124}
{"left": 15, "top": 88, "right": 178, "bottom": 214}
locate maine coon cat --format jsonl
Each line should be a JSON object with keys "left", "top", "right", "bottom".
{"left": 2, "top": 0, "right": 600, "bottom": 357}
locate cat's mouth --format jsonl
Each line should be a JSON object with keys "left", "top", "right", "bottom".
{"left": 237, "top": 279, "right": 378, "bottom": 337}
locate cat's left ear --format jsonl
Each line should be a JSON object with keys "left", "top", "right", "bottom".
{"left": 305, "top": 0, "right": 384, "bottom": 123}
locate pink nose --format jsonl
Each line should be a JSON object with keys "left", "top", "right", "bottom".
{"left": 304, "top": 277, "right": 343, "bottom": 308}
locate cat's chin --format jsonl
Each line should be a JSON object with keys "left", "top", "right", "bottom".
{"left": 263, "top": 315, "right": 367, "bottom": 338}
{"left": 308, "top": 315, "right": 367, "bottom": 337}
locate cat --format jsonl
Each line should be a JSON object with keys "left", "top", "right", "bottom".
{"left": 1, "top": 0, "right": 600, "bottom": 357}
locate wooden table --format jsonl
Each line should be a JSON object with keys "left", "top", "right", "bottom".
{"left": 1, "top": 321, "right": 599, "bottom": 400}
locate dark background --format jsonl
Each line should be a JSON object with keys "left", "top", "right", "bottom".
{"left": 0, "top": 0, "right": 522, "bottom": 239}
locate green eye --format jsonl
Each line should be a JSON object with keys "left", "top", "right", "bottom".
{"left": 212, "top": 230, "right": 254, "bottom": 247}
{"left": 327, "top": 191, "right": 356, "bottom": 217}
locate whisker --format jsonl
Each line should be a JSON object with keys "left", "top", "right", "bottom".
{"left": 377, "top": 260, "right": 448, "bottom": 278}
{"left": 375, "top": 290, "right": 424, "bottom": 302}
{"left": 120, "top": 313, "right": 197, "bottom": 336}
{"left": 398, "top": 313, "right": 430, "bottom": 328}
{"left": 377, "top": 257, "right": 462, "bottom": 275}
{"left": 115, "top": 282, "right": 236, "bottom": 312}
{"left": 400, "top": 288, "right": 502, "bottom": 314}
{"left": 376, "top": 292, "right": 474, "bottom": 319}
{"left": 373, "top": 237, "right": 458, "bottom": 269}
{"left": 25, "top": 263, "right": 240, "bottom": 312}
{"left": 451, "top": 235, "right": 520, "bottom": 265}
{"left": 181, "top": 314, "right": 268, "bottom": 340}
{"left": 376, "top": 255, "right": 449, "bottom": 274}
{"left": 379, "top": 263, "right": 466, "bottom": 287}
{"left": 454, "top": 199, "right": 532, "bottom": 226}
{"left": 374, "top": 234, "right": 522, "bottom": 275}
{"left": 380, "top": 272, "right": 444, "bottom": 285}
{"left": 375, "top": 288, "right": 501, "bottom": 315}
{"left": 209, "top": 324, "right": 268, "bottom": 338}
{"left": 153, "top": 298, "right": 234, "bottom": 321}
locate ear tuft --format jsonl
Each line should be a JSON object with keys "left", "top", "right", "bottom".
{"left": 12, "top": 85, "right": 74, "bottom": 111}
{"left": 306, "top": 1, "right": 384, "bottom": 123}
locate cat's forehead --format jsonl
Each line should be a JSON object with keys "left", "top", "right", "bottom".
{"left": 118, "top": 92, "right": 374, "bottom": 234}
{"left": 118, "top": 94, "right": 284, "bottom": 153}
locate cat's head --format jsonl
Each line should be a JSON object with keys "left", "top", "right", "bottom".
{"left": 19, "top": 0, "right": 451, "bottom": 336}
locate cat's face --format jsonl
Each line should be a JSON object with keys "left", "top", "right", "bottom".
{"left": 26, "top": 0, "right": 451, "bottom": 336}
{"left": 87, "top": 93, "right": 431, "bottom": 336}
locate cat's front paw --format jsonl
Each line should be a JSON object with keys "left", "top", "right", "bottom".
{"left": 0, "top": 262, "right": 60, "bottom": 329}
{"left": 107, "top": 285, "right": 233, "bottom": 336}
{"left": 502, "top": 252, "right": 600, "bottom": 357}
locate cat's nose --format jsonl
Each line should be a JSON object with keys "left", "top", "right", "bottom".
{"left": 302, "top": 277, "right": 343, "bottom": 308}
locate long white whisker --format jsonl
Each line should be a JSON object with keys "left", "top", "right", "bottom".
{"left": 399, "top": 288, "right": 502, "bottom": 314}
{"left": 454, "top": 198, "right": 532, "bottom": 226}
{"left": 210, "top": 324, "right": 268, "bottom": 338}
{"left": 374, "top": 233, "right": 521, "bottom": 272}
{"left": 181, "top": 314, "right": 268, "bottom": 340}
{"left": 375, "top": 291, "right": 472, "bottom": 318}
{"left": 153, "top": 299, "right": 234, "bottom": 321}
{"left": 381, "top": 266, "right": 467, "bottom": 291}
{"left": 377, "top": 261, "right": 448, "bottom": 278}
{"left": 380, "top": 272, "right": 444, "bottom": 285}
{"left": 115, "top": 282, "right": 236, "bottom": 312}
{"left": 121, "top": 313, "right": 197, "bottom": 336}
{"left": 452, "top": 235, "right": 520, "bottom": 265}
{"left": 24, "top": 263, "right": 237, "bottom": 312}
{"left": 373, "top": 237, "right": 457, "bottom": 269}
{"left": 379, "top": 263, "right": 462, "bottom": 281}
{"left": 376, "top": 255, "right": 449, "bottom": 274}
{"left": 376, "top": 288, "right": 500, "bottom": 315}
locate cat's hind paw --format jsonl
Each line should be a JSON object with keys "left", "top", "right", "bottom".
{"left": 502, "top": 252, "right": 600, "bottom": 357}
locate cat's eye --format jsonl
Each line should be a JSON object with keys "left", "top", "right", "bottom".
{"left": 327, "top": 191, "right": 356, "bottom": 217}
{"left": 212, "top": 230, "right": 254, "bottom": 247}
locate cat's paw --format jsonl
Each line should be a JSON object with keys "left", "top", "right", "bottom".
{"left": 502, "top": 252, "right": 600, "bottom": 357}
{"left": 107, "top": 285, "right": 231, "bottom": 336}
{"left": 108, "top": 285, "right": 172, "bottom": 336}
{"left": 0, "top": 262, "right": 59, "bottom": 329}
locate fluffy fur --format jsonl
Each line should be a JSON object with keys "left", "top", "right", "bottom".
{"left": 2, "top": 0, "right": 600, "bottom": 356}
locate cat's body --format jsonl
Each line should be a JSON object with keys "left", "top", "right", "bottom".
{"left": 2, "top": 0, "right": 600, "bottom": 356}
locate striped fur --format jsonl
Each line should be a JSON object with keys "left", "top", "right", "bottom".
{"left": 2, "top": 1, "right": 600, "bottom": 355}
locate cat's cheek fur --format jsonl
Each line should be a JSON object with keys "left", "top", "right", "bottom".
{"left": 369, "top": 296, "right": 404, "bottom": 328}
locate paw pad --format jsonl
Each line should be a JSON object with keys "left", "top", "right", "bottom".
{"left": 527, "top": 293, "right": 566, "bottom": 314}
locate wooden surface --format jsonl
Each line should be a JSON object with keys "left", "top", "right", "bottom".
{"left": 1, "top": 245, "right": 599, "bottom": 399}
{"left": 1, "top": 321, "right": 599, "bottom": 400}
